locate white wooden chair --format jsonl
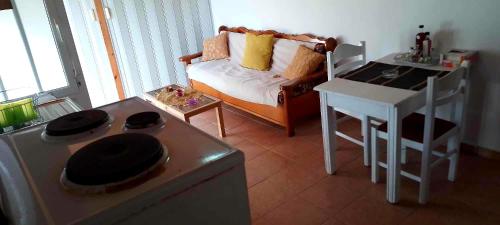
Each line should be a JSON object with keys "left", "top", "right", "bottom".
{"left": 370, "top": 68, "right": 466, "bottom": 204}
{"left": 326, "top": 41, "right": 373, "bottom": 166}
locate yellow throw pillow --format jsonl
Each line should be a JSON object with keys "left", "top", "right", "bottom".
{"left": 202, "top": 32, "right": 229, "bottom": 61}
{"left": 241, "top": 33, "right": 274, "bottom": 71}
{"left": 283, "top": 45, "right": 325, "bottom": 80}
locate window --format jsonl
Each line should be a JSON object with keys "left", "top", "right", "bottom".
{"left": 0, "top": 10, "right": 42, "bottom": 100}
{"left": 0, "top": 0, "right": 81, "bottom": 102}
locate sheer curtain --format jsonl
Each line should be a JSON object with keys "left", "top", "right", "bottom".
{"left": 103, "top": 0, "right": 214, "bottom": 97}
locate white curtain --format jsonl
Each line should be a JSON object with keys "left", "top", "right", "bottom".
{"left": 103, "top": 0, "right": 214, "bottom": 97}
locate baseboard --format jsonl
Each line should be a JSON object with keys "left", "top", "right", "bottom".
{"left": 461, "top": 143, "right": 500, "bottom": 160}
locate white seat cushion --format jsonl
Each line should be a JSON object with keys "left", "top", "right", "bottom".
{"left": 187, "top": 59, "right": 288, "bottom": 107}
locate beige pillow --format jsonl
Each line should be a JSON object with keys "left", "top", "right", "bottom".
{"left": 202, "top": 32, "right": 229, "bottom": 61}
{"left": 282, "top": 45, "right": 325, "bottom": 80}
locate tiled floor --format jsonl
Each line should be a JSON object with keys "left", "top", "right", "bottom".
{"left": 190, "top": 106, "right": 500, "bottom": 225}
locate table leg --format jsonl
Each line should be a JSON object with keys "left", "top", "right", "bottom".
{"left": 320, "top": 92, "right": 337, "bottom": 174}
{"left": 386, "top": 106, "right": 402, "bottom": 204}
{"left": 216, "top": 105, "right": 226, "bottom": 138}
{"left": 361, "top": 114, "right": 371, "bottom": 166}
{"left": 184, "top": 115, "right": 190, "bottom": 123}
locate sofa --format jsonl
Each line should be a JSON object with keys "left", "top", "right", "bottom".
{"left": 180, "top": 26, "right": 337, "bottom": 136}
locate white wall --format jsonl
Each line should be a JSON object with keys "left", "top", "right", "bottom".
{"left": 210, "top": 0, "right": 500, "bottom": 151}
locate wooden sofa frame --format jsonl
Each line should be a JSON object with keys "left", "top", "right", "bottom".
{"left": 180, "top": 26, "right": 337, "bottom": 136}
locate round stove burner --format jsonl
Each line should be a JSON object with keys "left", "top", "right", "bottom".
{"left": 45, "top": 109, "right": 109, "bottom": 136}
{"left": 125, "top": 111, "right": 161, "bottom": 129}
{"left": 62, "top": 133, "right": 166, "bottom": 189}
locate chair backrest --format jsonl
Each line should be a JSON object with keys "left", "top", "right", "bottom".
{"left": 422, "top": 68, "right": 466, "bottom": 146}
{"left": 327, "top": 41, "right": 366, "bottom": 80}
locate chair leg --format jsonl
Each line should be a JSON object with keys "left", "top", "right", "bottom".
{"left": 371, "top": 126, "right": 379, "bottom": 183}
{"left": 362, "top": 115, "right": 371, "bottom": 166}
{"left": 447, "top": 135, "right": 460, "bottom": 181}
{"left": 419, "top": 144, "right": 433, "bottom": 204}
{"left": 401, "top": 146, "right": 408, "bottom": 165}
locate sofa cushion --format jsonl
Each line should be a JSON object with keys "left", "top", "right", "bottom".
{"left": 187, "top": 60, "right": 288, "bottom": 107}
{"left": 271, "top": 39, "right": 317, "bottom": 74}
{"left": 227, "top": 31, "right": 317, "bottom": 74}
{"left": 202, "top": 32, "right": 229, "bottom": 61}
{"left": 241, "top": 33, "right": 274, "bottom": 71}
{"left": 282, "top": 45, "right": 325, "bottom": 80}
{"left": 228, "top": 32, "right": 246, "bottom": 65}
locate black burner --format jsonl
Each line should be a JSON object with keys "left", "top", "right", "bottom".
{"left": 65, "top": 133, "right": 164, "bottom": 186}
{"left": 45, "top": 110, "right": 109, "bottom": 136}
{"left": 125, "top": 111, "right": 161, "bottom": 129}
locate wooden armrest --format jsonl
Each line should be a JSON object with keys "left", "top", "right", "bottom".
{"left": 179, "top": 51, "right": 203, "bottom": 65}
{"left": 280, "top": 70, "right": 327, "bottom": 92}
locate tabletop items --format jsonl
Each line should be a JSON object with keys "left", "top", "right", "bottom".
{"left": 0, "top": 93, "right": 81, "bottom": 134}
{"left": 155, "top": 84, "right": 202, "bottom": 107}
{"left": 0, "top": 97, "right": 38, "bottom": 131}
{"left": 441, "top": 49, "right": 477, "bottom": 68}
{"left": 395, "top": 25, "right": 476, "bottom": 69}
{"left": 144, "top": 84, "right": 226, "bottom": 137}
{"left": 395, "top": 25, "right": 438, "bottom": 66}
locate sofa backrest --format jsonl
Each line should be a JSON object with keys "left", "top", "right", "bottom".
{"left": 271, "top": 38, "right": 317, "bottom": 74}
{"left": 227, "top": 32, "right": 246, "bottom": 66}
{"left": 221, "top": 26, "right": 337, "bottom": 74}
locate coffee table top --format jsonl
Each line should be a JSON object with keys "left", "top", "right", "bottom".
{"left": 144, "top": 84, "right": 221, "bottom": 117}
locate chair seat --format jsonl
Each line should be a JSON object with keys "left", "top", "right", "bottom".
{"left": 378, "top": 113, "right": 456, "bottom": 142}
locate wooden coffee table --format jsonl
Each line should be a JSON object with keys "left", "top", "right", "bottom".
{"left": 144, "top": 84, "right": 225, "bottom": 137}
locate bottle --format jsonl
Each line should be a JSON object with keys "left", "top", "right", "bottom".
{"left": 424, "top": 32, "right": 432, "bottom": 57}
{"left": 415, "top": 25, "right": 426, "bottom": 56}
{"left": 423, "top": 39, "right": 429, "bottom": 57}
{"left": 409, "top": 47, "right": 418, "bottom": 62}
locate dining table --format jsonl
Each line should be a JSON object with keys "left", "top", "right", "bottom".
{"left": 314, "top": 53, "right": 470, "bottom": 203}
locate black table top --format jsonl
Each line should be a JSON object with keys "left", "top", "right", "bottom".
{"left": 337, "top": 61, "right": 449, "bottom": 91}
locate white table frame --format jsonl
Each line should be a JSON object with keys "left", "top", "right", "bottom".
{"left": 315, "top": 53, "right": 465, "bottom": 203}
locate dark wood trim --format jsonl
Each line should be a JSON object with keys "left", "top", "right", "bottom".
{"left": 461, "top": 143, "right": 500, "bottom": 161}
{"left": 93, "top": 0, "right": 125, "bottom": 100}
{"left": 282, "top": 89, "right": 294, "bottom": 136}
{"left": 477, "top": 148, "right": 500, "bottom": 160}
{"left": 218, "top": 25, "right": 337, "bottom": 54}
{"left": 179, "top": 51, "right": 202, "bottom": 66}
{"left": 190, "top": 79, "right": 286, "bottom": 125}
{"left": 0, "top": 0, "right": 12, "bottom": 10}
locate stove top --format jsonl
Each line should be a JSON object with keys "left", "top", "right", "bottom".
{"left": 41, "top": 109, "right": 112, "bottom": 143}
{"left": 45, "top": 109, "right": 109, "bottom": 136}
{"left": 125, "top": 111, "right": 161, "bottom": 129}
{"left": 6, "top": 97, "right": 241, "bottom": 225}
{"left": 61, "top": 133, "right": 168, "bottom": 194}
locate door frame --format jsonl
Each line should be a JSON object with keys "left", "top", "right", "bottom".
{"left": 92, "top": 0, "right": 125, "bottom": 100}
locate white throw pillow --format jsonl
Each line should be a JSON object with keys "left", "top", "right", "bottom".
{"left": 271, "top": 39, "right": 317, "bottom": 74}
{"left": 228, "top": 32, "right": 246, "bottom": 65}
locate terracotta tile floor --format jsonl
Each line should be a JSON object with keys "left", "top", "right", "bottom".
{"left": 191, "top": 106, "right": 500, "bottom": 225}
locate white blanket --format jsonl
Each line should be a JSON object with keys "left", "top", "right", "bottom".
{"left": 187, "top": 60, "right": 289, "bottom": 107}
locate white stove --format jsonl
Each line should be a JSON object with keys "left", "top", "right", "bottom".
{"left": 0, "top": 97, "right": 250, "bottom": 225}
